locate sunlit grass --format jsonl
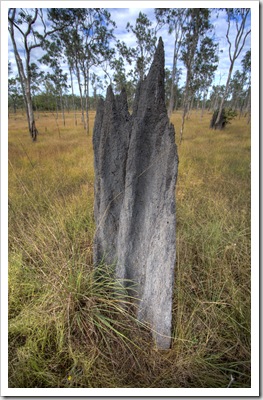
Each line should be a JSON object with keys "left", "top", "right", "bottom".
{"left": 8, "top": 109, "right": 251, "bottom": 388}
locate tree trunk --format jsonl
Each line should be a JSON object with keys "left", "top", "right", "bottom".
{"left": 214, "top": 62, "right": 234, "bottom": 126}
{"left": 187, "top": 95, "right": 194, "bottom": 119}
{"left": 75, "top": 62, "right": 86, "bottom": 129}
{"left": 9, "top": 12, "right": 38, "bottom": 141}
{"left": 167, "top": 11, "right": 186, "bottom": 118}
{"left": 13, "top": 99, "right": 17, "bottom": 114}
{"left": 246, "top": 87, "right": 251, "bottom": 124}
{"left": 32, "top": 92, "right": 39, "bottom": 120}
{"left": 180, "top": 15, "right": 199, "bottom": 142}
{"left": 25, "top": 81, "right": 38, "bottom": 141}
{"left": 139, "top": 45, "right": 144, "bottom": 81}
{"left": 201, "top": 91, "right": 207, "bottom": 119}
{"left": 174, "top": 75, "right": 180, "bottom": 111}
{"left": 180, "top": 62, "right": 193, "bottom": 143}
{"left": 196, "top": 97, "right": 200, "bottom": 113}
{"left": 70, "top": 66, "right": 77, "bottom": 126}
{"left": 214, "top": 9, "right": 250, "bottom": 127}
{"left": 213, "top": 92, "right": 219, "bottom": 111}
{"left": 180, "top": 105, "right": 187, "bottom": 144}
{"left": 85, "top": 69, "right": 90, "bottom": 135}
{"left": 60, "top": 90, "right": 65, "bottom": 126}
{"left": 168, "top": 50, "right": 177, "bottom": 118}
{"left": 55, "top": 97, "right": 59, "bottom": 120}
{"left": 93, "top": 87, "right": 97, "bottom": 110}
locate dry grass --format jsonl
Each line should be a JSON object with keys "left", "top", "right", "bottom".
{"left": 8, "top": 109, "right": 251, "bottom": 388}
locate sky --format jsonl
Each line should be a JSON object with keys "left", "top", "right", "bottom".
{"left": 7, "top": 3, "right": 252, "bottom": 98}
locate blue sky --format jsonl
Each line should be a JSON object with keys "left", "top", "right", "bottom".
{"left": 7, "top": 4, "right": 252, "bottom": 97}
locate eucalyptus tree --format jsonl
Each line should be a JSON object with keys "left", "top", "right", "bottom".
{"left": 90, "top": 72, "right": 104, "bottom": 109}
{"left": 78, "top": 9, "right": 115, "bottom": 134}
{"left": 42, "top": 74, "right": 57, "bottom": 111}
{"left": 68, "top": 60, "right": 77, "bottom": 126}
{"left": 45, "top": 70, "right": 68, "bottom": 123}
{"left": 229, "top": 70, "right": 246, "bottom": 112}
{"left": 209, "top": 84, "right": 226, "bottom": 111}
{"left": 192, "top": 36, "right": 219, "bottom": 118}
{"left": 51, "top": 8, "right": 116, "bottom": 134}
{"left": 155, "top": 8, "right": 187, "bottom": 117}
{"left": 126, "top": 12, "right": 157, "bottom": 81}
{"left": 111, "top": 57, "right": 127, "bottom": 93}
{"left": 107, "top": 50, "right": 135, "bottom": 102}
{"left": 213, "top": 8, "right": 251, "bottom": 128}
{"left": 180, "top": 8, "right": 212, "bottom": 141}
{"left": 28, "top": 62, "right": 45, "bottom": 117}
{"left": 164, "top": 67, "right": 182, "bottom": 110}
{"left": 8, "top": 76, "right": 23, "bottom": 114}
{"left": 49, "top": 9, "right": 88, "bottom": 129}
{"left": 8, "top": 8, "right": 71, "bottom": 141}
{"left": 107, "top": 40, "right": 137, "bottom": 105}
{"left": 228, "top": 49, "right": 251, "bottom": 118}
{"left": 241, "top": 49, "right": 251, "bottom": 121}
{"left": 40, "top": 37, "right": 68, "bottom": 125}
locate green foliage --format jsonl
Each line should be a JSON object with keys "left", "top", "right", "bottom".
{"left": 210, "top": 108, "right": 238, "bottom": 129}
{"left": 181, "top": 8, "right": 212, "bottom": 69}
{"left": 192, "top": 36, "right": 219, "bottom": 93}
{"left": 165, "top": 68, "right": 183, "bottom": 110}
{"left": 8, "top": 76, "right": 24, "bottom": 113}
{"left": 126, "top": 12, "right": 157, "bottom": 81}
{"left": 224, "top": 108, "right": 238, "bottom": 123}
{"left": 155, "top": 8, "right": 187, "bottom": 115}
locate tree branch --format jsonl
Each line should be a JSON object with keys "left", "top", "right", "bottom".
{"left": 226, "top": 17, "right": 233, "bottom": 63}
{"left": 24, "top": 8, "right": 38, "bottom": 38}
{"left": 236, "top": 29, "right": 251, "bottom": 59}
{"left": 8, "top": 13, "right": 25, "bottom": 38}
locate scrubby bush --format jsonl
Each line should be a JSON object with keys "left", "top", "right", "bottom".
{"left": 210, "top": 108, "right": 238, "bottom": 130}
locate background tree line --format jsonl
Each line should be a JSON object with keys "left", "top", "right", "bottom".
{"left": 8, "top": 7, "right": 251, "bottom": 140}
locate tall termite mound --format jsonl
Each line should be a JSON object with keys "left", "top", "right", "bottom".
{"left": 93, "top": 37, "right": 178, "bottom": 349}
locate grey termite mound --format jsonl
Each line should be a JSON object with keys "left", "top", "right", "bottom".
{"left": 93, "top": 37, "right": 178, "bottom": 349}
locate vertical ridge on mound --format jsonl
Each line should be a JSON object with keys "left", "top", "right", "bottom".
{"left": 93, "top": 86, "right": 131, "bottom": 266}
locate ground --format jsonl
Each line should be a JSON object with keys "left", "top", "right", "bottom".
{"left": 8, "top": 109, "right": 251, "bottom": 388}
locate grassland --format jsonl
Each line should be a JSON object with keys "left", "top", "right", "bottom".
{"left": 8, "top": 109, "right": 251, "bottom": 388}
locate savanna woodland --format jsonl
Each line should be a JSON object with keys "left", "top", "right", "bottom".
{"left": 8, "top": 7, "right": 251, "bottom": 388}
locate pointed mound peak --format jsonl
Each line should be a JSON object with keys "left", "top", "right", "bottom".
{"left": 157, "top": 36, "right": 164, "bottom": 52}
{"left": 133, "top": 36, "right": 166, "bottom": 117}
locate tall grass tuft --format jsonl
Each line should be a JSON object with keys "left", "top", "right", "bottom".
{"left": 8, "top": 110, "right": 251, "bottom": 388}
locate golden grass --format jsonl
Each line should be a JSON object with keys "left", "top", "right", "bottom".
{"left": 8, "top": 109, "right": 251, "bottom": 388}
